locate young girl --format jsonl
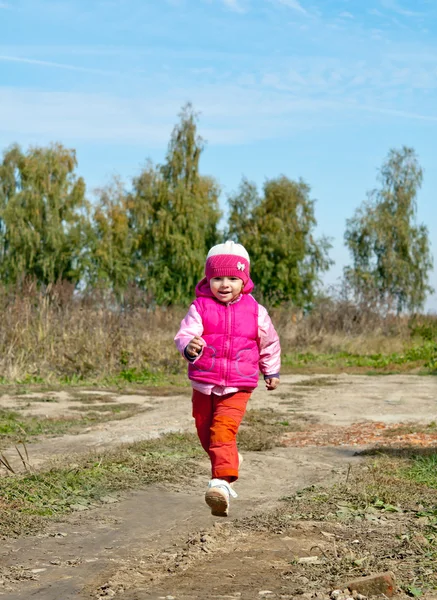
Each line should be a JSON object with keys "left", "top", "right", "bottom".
{"left": 174, "top": 241, "right": 281, "bottom": 517}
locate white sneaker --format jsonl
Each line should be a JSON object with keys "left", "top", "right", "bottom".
{"left": 205, "top": 479, "right": 238, "bottom": 517}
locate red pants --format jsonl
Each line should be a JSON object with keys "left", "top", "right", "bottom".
{"left": 192, "top": 389, "right": 251, "bottom": 482}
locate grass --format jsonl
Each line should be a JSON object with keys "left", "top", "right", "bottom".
{"left": 402, "top": 453, "right": 437, "bottom": 488}
{"left": 0, "top": 370, "right": 190, "bottom": 389}
{"left": 0, "top": 405, "right": 145, "bottom": 449}
{"left": 282, "top": 340, "right": 437, "bottom": 374}
{"left": 0, "top": 432, "right": 203, "bottom": 539}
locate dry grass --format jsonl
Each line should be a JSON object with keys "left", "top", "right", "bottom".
{"left": 382, "top": 422, "right": 437, "bottom": 438}
{"left": 292, "top": 377, "right": 337, "bottom": 388}
{"left": 0, "top": 282, "right": 186, "bottom": 382}
{"left": 238, "top": 408, "right": 305, "bottom": 451}
{"left": 0, "top": 282, "right": 435, "bottom": 382}
{"left": 233, "top": 454, "right": 437, "bottom": 595}
{"left": 271, "top": 294, "right": 436, "bottom": 355}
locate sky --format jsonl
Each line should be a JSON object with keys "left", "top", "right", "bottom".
{"left": 1, "top": 0, "right": 437, "bottom": 311}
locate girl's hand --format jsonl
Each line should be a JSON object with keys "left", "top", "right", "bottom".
{"left": 186, "top": 337, "right": 205, "bottom": 358}
{"left": 265, "top": 377, "right": 279, "bottom": 391}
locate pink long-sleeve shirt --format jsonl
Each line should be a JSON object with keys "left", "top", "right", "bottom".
{"left": 174, "top": 295, "right": 281, "bottom": 396}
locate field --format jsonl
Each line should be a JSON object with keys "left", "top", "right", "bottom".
{"left": 1, "top": 291, "right": 437, "bottom": 598}
{"left": 1, "top": 373, "right": 437, "bottom": 600}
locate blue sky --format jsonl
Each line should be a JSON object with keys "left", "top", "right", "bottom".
{"left": 1, "top": 0, "right": 437, "bottom": 310}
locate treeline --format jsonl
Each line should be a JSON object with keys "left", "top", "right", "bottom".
{"left": 0, "top": 104, "right": 433, "bottom": 311}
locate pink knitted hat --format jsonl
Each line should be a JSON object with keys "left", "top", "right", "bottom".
{"left": 205, "top": 240, "right": 250, "bottom": 285}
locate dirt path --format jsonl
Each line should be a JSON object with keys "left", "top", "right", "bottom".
{"left": 1, "top": 374, "right": 436, "bottom": 599}
{"left": 3, "top": 374, "right": 437, "bottom": 471}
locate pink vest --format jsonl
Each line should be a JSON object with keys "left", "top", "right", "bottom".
{"left": 188, "top": 294, "right": 260, "bottom": 389}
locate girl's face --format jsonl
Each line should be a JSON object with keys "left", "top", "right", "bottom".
{"left": 209, "top": 276, "right": 244, "bottom": 303}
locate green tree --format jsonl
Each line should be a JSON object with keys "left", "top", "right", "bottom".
{"left": 227, "top": 176, "right": 332, "bottom": 307}
{"left": 0, "top": 143, "right": 90, "bottom": 286}
{"left": 344, "top": 146, "right": 433, "bottom": 313}
{"left": 90, "top": 177, "right": 136, "bottom": 292}
{"left": 130, "top": 104, "right": 221, "bottom": 304}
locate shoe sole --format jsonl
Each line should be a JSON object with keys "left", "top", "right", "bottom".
{"left": 205, "top": 489, "right": 229, "bottom": 517}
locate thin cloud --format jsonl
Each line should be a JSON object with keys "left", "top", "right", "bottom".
{"left": 0, "top": 88, "right": 176, "bottom": 145}
{"left": 0, "top": 55, "right": 115, "bottom": 75}
{"left": 276, "top": 0, "right": 308, "bottom": 16}
{"left": 368, "top": 8, "right": 384, "bottom": 17}
{"left": 352, "top": 103, "right": 437, "bottom": 123}
{"left": 0, "top": 2, "right": 10, "bottom": 7}
{"left": 2, "top": 81, "right": 437, "bottom": 152}
{"left": 222, "top": 0, "right": 245, "bottom": 13}
{"left": 380, "top": 0, "right": 427, "bottom": 18}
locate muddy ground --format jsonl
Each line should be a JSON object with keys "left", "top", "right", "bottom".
{"left": 1, "top": 374, "right": 437, "bottom": 599}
